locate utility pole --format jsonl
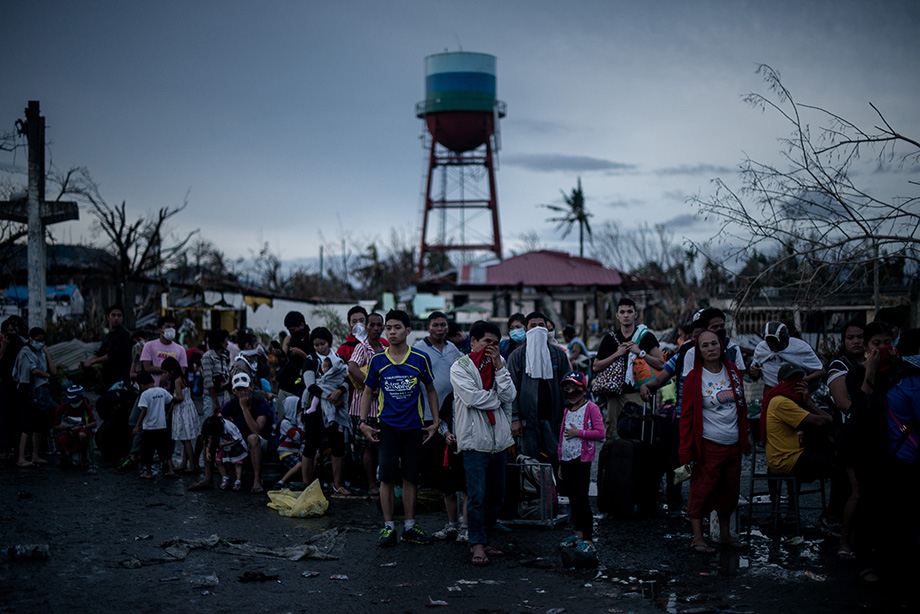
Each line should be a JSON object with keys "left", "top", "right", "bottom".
{"left": 0, "top": 101, "right": 79, "bottom": 329}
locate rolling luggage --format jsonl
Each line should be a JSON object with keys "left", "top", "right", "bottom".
{"left": 598, "top": 399, "right": 663, "bottom": 518}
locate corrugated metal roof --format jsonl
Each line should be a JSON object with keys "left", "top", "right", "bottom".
{"left": 484, "top": 251, "right": 625, "bottom": 286}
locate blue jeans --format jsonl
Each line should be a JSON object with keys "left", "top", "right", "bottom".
{"left": 463, "top": 450, "right": 507, "bottom": 546}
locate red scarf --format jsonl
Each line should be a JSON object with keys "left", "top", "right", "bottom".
{"left": 469, "top": 347, "right": 496, "bottom": 425}
{"left": 759, "top": 379, "right": 803, "bottom": 445}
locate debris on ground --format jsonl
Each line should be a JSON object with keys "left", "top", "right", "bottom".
{"left": 119, "top": 529, "right": 341, "bottom": 568}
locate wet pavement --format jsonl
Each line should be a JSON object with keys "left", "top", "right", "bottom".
{"left": 0, "top": 455, "right": 900, "bottom": 614}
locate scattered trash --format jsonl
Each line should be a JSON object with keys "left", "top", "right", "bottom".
{"left": 200, "top": 590, "right": 210, "bottom": 596}
{"left": 785, "top": 536, "right": 805, "bottom": 546}
{"left": 699, "top": 572, "right": 710, "bottom": 576}
{"left": 536, "top": 589, "right": 546, "bottom": 594}
{"left": 457, "top": 580, "right": 478, "bottom": 585}
{"left": 238, "top": 571, "right": 279, "bottom": 583}
{"left": 159, "top": 576, "right": 180, "bottom": 582}
{"left": 583, "top": 583, "right": 593, "bottom": 588}
{"left": 135, "top": 534, "right": 153, "bottom": 541}
{"left": 426, "top": 596, "right": 449, "bottom": 607}
{"left": 266, "top": 479, "right": 329, "bottom": 518}
{"left": 547, "top": 609, "right": 566, "bottom": 614}
{"left": 379, "top": 562, "right": 397, "bottom": 567}
{"left": 447, "top": 586, "right": 461, "bottom": 592}
{"left": 803, "top": 571, "right": 826, "bottom": 582}
{"left": 119, "top": 529, "right": 341, "bottom": 568}
{"left": 396, "top": 582, "right": 411, "bottom": 587}
{"left": 3, "top": 544, "right": 50, "bottom": 560}
{"left": 330, "top": 574, "right": 349, "bottom": 580}
{"left": 739, "top": 558, "right": 749, "bottom": 569}
{"left": 189, "top": 574, "right": 219, "bottom": 588}
{"left": 301, "top": 571, "right": 320, "bottom": 578}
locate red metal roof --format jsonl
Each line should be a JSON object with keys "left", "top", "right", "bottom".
{"left": 484, "top": 250, "right": 625, "bottom": 286}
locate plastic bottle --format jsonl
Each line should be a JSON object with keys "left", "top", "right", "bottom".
{"left": 4, "top": 544, "right": 50, "bottom": 560}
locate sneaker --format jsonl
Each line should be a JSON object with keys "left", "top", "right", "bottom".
{"left": 401, "top": 524, "right": 434, "bottom": 545}
{"left": 378, "top": 526, "right": 398, "bottom": 547}
{"left": 273, "top": 481, "right": 288, "bottom": 491}
{"left": 560, "top": 534, "right": 579, "bottom": 548}
{"left": 576, "top": 541, "right": 596, "bottom": 554}
{"left": 232, "top": 479, "right": 243, "bottom": 491}
{"left": 219, "top": 476, "right": 231, "bottom": 490}
{"left": 432, "top": 523, "right": 459, "bottom": 541}
{"left": 455, "top": 527, "right": 469, "bottom": 543}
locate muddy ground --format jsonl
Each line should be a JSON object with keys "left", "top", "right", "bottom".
{"left": 1, "top": 448, "right": 904, "bottom": 614}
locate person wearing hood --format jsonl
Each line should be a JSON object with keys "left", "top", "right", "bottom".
{"left": 53, "top": 385, "right": 96, "bottom": 468}
{"left": 450, "top": 320, "right": 517, "bottom": 565}
{"left": 140, "top": 315, "right": 187, "bottom": 386}
{"left": 507, "top": 312, "right": 568, "bottom": 468}
{"left": 749, "top": 321, "right": 825, "bottom": 393}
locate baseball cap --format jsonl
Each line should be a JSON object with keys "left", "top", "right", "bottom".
{"left": 777, "top": 363, "right": 805, "bottom": 381}
{"left": 65, "top": 384, "right": 85, "bottom": 403}
{"left": 561, "top": 371, "right": 588, "bottom": 388}
{"left": 231, "top": 372, "right": 252, "bottom": 390}
{"left": 764, "top": 321, "right": 789, "bottom": 342}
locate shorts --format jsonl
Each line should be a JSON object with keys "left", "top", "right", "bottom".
{"left": 279, "top": 452, "right": 300, "bottom": 470}
{"left": 301, "top": 409, "right": 346, "bottom": 457}
{"left": 377, "top": 421, "right": 423, "bottom": 485}
{"left": 351, "top": 415, "right": 379, "bottom": 450}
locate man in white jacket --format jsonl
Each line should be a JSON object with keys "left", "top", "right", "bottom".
{"left": 450, "top": 320, "right": 517, "bottom": 566}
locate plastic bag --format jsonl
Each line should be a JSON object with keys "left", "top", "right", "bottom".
{"left": 266, "top": 479, "right": 328, "bottom": 517}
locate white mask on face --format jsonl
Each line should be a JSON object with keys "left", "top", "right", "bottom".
{"left": 162, "top": 327, "right": 176, "bottom": 341}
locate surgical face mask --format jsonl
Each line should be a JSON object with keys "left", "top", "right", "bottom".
{"left": 162, "top": 327, "right": 176, "bottom": 341}
{"left": 510, "top": 329, "right": 526, "bottom": 343}
{"left": 32, "top": 341, "right": 45, "bottom": 351}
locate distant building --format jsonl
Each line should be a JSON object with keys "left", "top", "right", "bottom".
{"left": 1, "top": 285, "right": 85, "bottom": 323}
{"left": 417, "top": 250, "right": 663, "bottom": 334}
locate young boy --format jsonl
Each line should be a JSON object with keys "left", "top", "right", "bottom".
{"left": 132, "top": 370, "right": 176, "bottom": 479}
{"left": 359, "top": 310, "right": 440, "bottom": 546}
{"left": 53, "top": 385, "right": 97, "bottom": 468}
{"left": 13, "top": 327, "right": 57, "bottom": 467}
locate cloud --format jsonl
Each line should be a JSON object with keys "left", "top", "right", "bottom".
{"left": 506, "top": 118, "right": 574, "bottom": 136}
{"left": 605, "top": 198, "right": 643, "bottom": 209}
{"left": 662, "top": 213, "right": 704, "bottom": 230}
{"left": 503, "top": 153, "right": 636, "bottom": 173}
{"left": 655, "top": 163, "right": 734, "bottom": 176}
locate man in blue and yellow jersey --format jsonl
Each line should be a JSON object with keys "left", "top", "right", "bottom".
{"left": 359, "top": 309, "right": 440, "bottom": 547}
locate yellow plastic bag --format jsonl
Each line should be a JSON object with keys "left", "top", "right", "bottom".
{"left": 266, "top": 479, "right": 329, "bottom": 518}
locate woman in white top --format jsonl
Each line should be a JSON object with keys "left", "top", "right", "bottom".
{"left": 679, "top": 331, "right": 751, "bottom": 553}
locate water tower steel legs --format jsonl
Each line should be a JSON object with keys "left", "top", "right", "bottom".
{"left": 417, "top": 136, "right": 502, "bottom": 279}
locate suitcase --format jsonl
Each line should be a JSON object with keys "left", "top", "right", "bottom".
{"left": 599, "top": 398, "right": 664, "bottom": 519}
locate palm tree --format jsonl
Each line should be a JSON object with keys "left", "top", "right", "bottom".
{"left": 543, "top": 177, "right": 593, "bottom": 257}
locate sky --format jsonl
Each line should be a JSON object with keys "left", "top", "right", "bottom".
{"left": 2, "top": 0, "right": 919, "bottom": 273}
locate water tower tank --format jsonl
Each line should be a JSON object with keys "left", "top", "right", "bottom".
{"left": 416, "top": 52, "right": 504, "bottom": 153}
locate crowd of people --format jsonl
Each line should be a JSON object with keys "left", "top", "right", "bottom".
{"left": 0, "top": 301, "right": 917, "bottom": 579}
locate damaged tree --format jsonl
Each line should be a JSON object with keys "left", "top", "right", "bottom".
{"left": 694, "top": 64, "right": 920, "bottom": 313}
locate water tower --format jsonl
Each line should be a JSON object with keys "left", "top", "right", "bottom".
{"left": 416, "top": 51, "right": 506, "bottom": 278}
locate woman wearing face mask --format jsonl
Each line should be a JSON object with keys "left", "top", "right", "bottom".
{"left": 679, "top": 330, "right": 750, "bottom": 553}
{"left": 498, "top": 313, "right": 527, "bottom": 360}
{"left": 556, "top": 371, "right": 605, "bottom": 553}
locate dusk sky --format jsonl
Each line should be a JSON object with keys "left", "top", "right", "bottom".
{"left": 2, "top": 1, "right": 918, "bottom": 271}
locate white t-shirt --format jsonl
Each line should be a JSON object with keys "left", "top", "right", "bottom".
{"left": 700, "top": 365, "right": 739, "bottom": 445}
{"left": 560, "top": 404, "right": 586, "bottom": 462}
{"left": 752, "top": 337, "right": 824, "bottom": 389}
{"left": 139, "top": 387, "right": 174, "bottom": 430}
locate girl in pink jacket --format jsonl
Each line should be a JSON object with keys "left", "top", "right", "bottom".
{"left": 557, "top": 371, "right": 606, "bottom": 552}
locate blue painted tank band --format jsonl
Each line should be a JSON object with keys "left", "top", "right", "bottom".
{"left": 426, "top": 72, "right": 496, "bottom": 95}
